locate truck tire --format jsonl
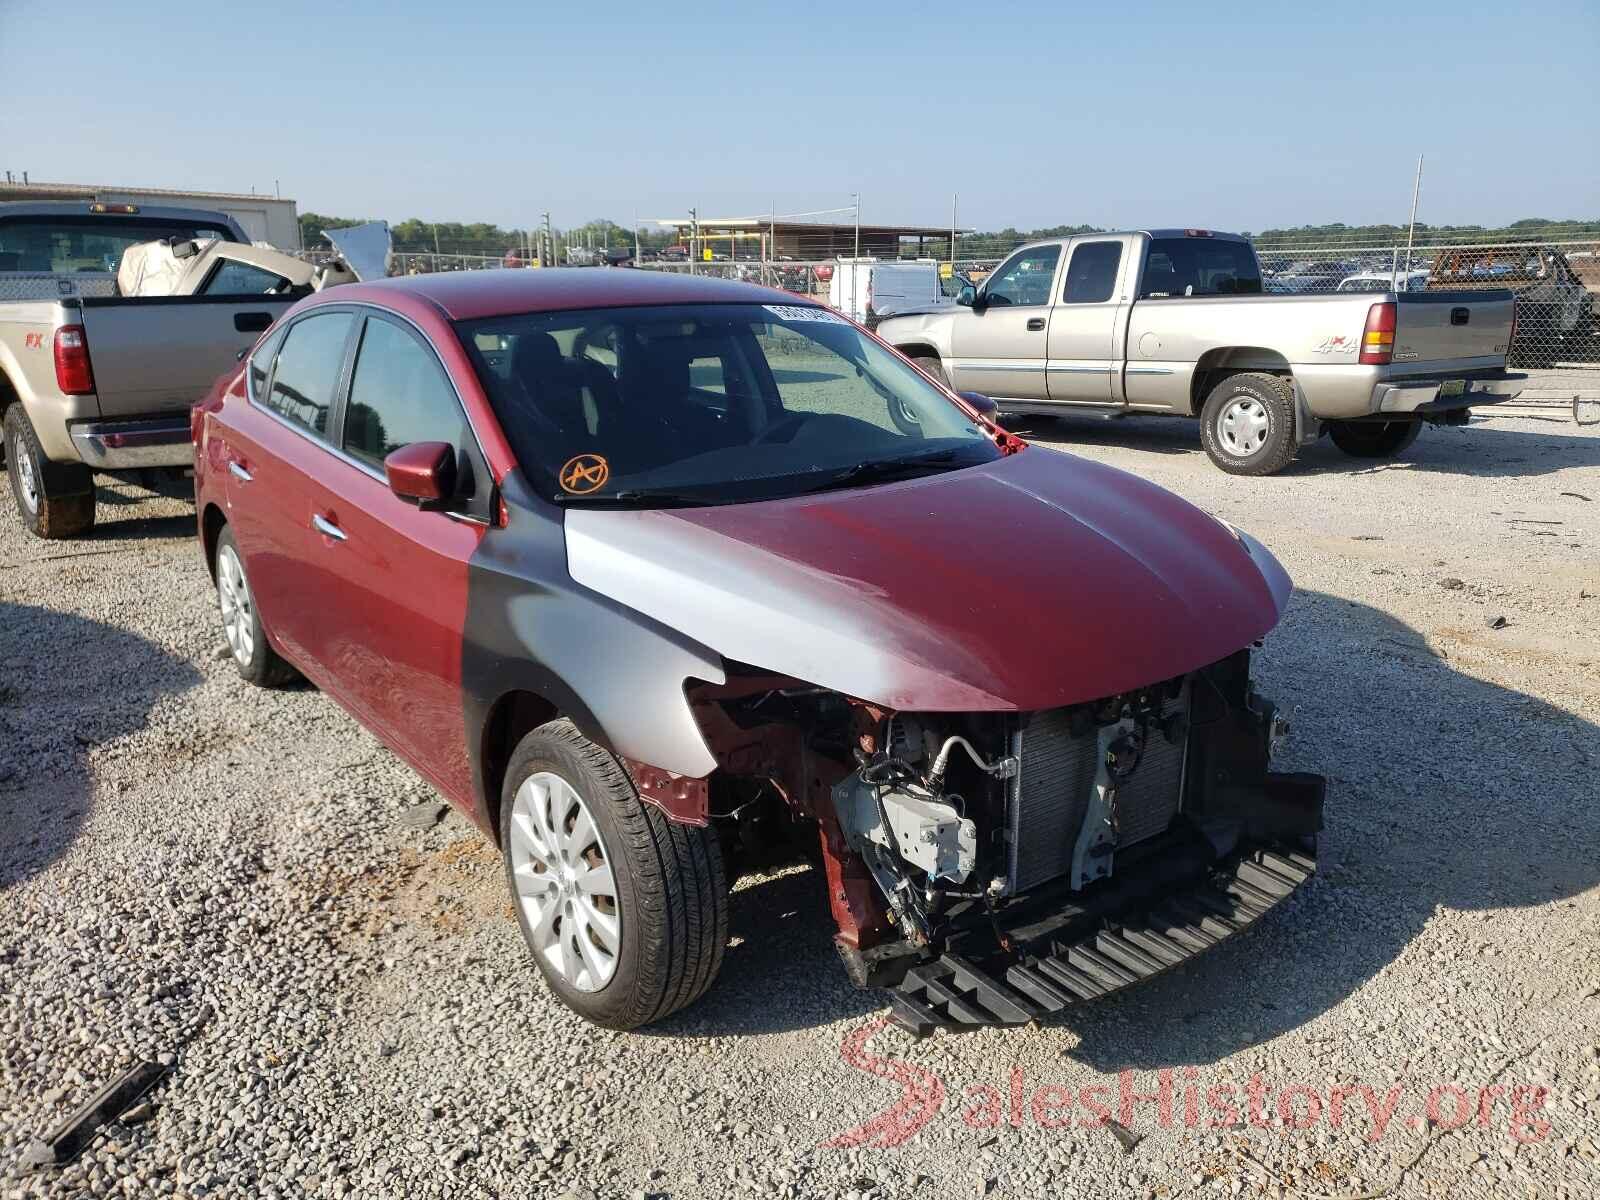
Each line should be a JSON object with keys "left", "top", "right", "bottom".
{"left": 500, "top": 719, "right": 728, "bottom": 1030}
{"left": 4, "top": 404, "right": 95, "bottom": 539}
{"left": 910, "top": 353, "right": 949, "bottom": 389}
{"left": 1327, "top": 419, "right": 1422, "bottom": 459}
{"left": 1199, "top": 373, "right": 1298, "bottom": 476}
{"left": 213, "top": 525, "right": 298, "bottom": 686}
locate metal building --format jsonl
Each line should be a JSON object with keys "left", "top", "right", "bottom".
{"left": 0, "top": 179, "right": 301, "bottom": 249}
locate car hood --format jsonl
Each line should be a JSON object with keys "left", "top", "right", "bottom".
{"left": 562, "top": 448, "right": 1290, "bottom": 712}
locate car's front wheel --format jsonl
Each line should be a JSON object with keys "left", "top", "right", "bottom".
{"left": 1326, "top": 419, "right": 1422, "bottom": 459}
{"left": 501, "top": 719, "right": 728, "bottom": 1029}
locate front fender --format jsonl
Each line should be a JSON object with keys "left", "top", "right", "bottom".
{"left": 875, "top": 310, "right": 958, "bottom": 361}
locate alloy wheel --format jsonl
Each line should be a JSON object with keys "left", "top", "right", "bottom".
{"left": 216, "top": 544, "right": 255, "bottom": 666}
{"left": 1217, "top": 394, "right": 1270, "bottom": 457}
{"left": 508, "top": 771, "right": 622, "bottom": 992}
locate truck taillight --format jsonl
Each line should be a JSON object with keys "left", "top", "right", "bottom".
{"left": 1359, "top": 301, "right": 1396, "bottom": 366}
{"left": 53, "top": 325, "right": 95, "bottom": 395}
{"left": 1508, "top": 299, "right": 1519, "bottom": 354}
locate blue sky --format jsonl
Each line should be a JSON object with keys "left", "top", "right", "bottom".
{"left": 1, "top": 0, "right": 1595, "bottom": 233}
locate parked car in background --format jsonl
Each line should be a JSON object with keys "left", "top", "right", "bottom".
{"left": 193, "top": 268, "right": 1322, "bottom": 1032}
{"left": 828, "top": 258, "right": 950, "bottom": 327}
{"left": 1426, "top": 245, "right": 1593, "bottom": 366}
{"left": 1338, "top": 270, "right": 1430, "bottom": 294}
{"left": 876, "top": 229, "right": 1523, "bottom": 475}
{"left": 0, "top": 202, "right": 298, "bottom": 536}
{"left": 1267, "top": 259, "right": 1354, "bottom": 294}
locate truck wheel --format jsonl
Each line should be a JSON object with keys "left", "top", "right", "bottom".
{"left": 213, "top": 525, "right": 298, "bottom": 686}
{"left": 4, "top": 404, "right": 95, "bottom": 539}
{"left": 910, "top": 353, "right": 949, "bottom": 389}
{"left": 501, "top": 719, "right": 728, "bottom": 1030}
{"left": 1199, "top": 373, "right": 1298, "bottom": 476}
{"left": 1327, "top": 420, "right": 1422, "bottom": 459}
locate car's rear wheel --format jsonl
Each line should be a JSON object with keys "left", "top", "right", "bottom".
{"left": 4, "top": 405, "right": 95, "bottom": 539}
{"left": 1326, "top": 419, "right": 1422, "bottom": 459}
{"left": 1199, "top": 373, "right": 1298, "bottom": 476}
{"left": 501, "top": 719, "right": 727, "bottom": 1030}
{"left": 214, "top": 525, "right": 297, "bottom": 686}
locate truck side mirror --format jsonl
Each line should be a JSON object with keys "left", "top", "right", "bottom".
{"left": 957, "top": 391, "right": 998, "bottom": 418}
{"left": 956, "top": 285, "right": 977, "bottom": 308}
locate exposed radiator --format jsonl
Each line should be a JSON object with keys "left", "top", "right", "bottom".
{"left": 1005, "top": 688, "right": 1190, "bottom": 894}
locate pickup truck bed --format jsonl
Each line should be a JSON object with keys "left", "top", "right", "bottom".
{"left": 1, "top": 202, "right": 295, "bottom": 537}
{"left": 876, "top": 229, "right": 1523, "bottom": 475}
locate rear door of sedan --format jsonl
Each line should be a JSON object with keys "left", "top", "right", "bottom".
{"left": 298, "top": 307, "right": 493, "bottom": 806}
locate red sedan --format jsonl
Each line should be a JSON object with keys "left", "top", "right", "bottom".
{"left": 193, "top": 269, "right": 1322, "bottom": 1032}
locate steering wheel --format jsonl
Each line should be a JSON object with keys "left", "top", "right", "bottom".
{"left": 751, "top": 413, "right": 809, "bottom": 445}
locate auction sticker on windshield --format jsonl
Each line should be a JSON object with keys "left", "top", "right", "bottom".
{"left": 764, "top": 304, "right": 849, "bottom": 324}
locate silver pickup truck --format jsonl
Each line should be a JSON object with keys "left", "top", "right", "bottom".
{"left": 0, "top": 202, "right": 301, "bottom": 536}
{"left": 876, "top": 229, "right": 1524, "bottom": 475}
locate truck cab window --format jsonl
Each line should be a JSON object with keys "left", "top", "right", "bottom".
{"left": 982, "top": 245, "right": 1060, "bottom": 307}
{"left": 1061, "top": 242, "right": 1122, "bottom": 303}
{"left": 1140, "top": 238, "right": 1263, "bottom": 299}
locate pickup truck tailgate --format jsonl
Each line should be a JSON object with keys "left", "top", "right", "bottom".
{"left": 78, "top": 296, "right": 293, "bottom": 417}
{"left": 1393, "top": 289, "right": 1514, "bottom": 370}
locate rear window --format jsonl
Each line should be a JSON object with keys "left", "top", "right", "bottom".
{"left": 0, "top": 217, "right": 235, "bottom": 275}
{"left": 1139, "top": 238, "right": 1262, "bottom": 299}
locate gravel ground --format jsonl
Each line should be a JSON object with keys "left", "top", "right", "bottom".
{"left": 2, "top": 408, "right": 1598, "bottom": 1200}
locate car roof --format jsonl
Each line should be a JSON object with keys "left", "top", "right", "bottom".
{"left": 334, "top": 267, "right": 810, "bottom": 321}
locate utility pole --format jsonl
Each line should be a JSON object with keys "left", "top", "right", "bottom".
{"left": 951, "top": 193, "right": 958, "bottom": 270}
{"left": 1401, "top": 154, "right": 1424, "bottom": 281}
{"left": 689, "top": 207, "right": 698, "bottom": 275}
{"left": 542, "top": 212, "right": 551, "bottom": 267}
{"left": 852, "top": 192, "right": 861, "bottom": 260}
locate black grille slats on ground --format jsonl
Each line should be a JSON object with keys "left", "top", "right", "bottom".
{"left": 887, "top": 846, "right": 1316, "bottom": 1036}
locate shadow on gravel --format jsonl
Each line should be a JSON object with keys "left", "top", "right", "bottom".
{"left": 1062, "top": 589, "right": 1600, "bottom": 1072}
{"left": 1010, "top": 411, "right": 1598, "bottom": 479}
{"left": 0, "top": 601, "right": 202, "bottom": 888}
{"left": 640, "top": 864, "right": 883, "bottom": 1038}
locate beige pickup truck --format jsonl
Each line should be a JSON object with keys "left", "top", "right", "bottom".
{"left": 876, "top": 229, "right": 1524, "bottom": 475}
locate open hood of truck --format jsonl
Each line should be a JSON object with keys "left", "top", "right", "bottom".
{"left": 563, "top": 448, "right": 1290, "bottom": 712}
{"left": 324, "top": 221, "right": 392, "bottom": 283}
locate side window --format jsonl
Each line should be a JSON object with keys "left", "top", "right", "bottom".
{"left": 982, "top": 245, "right": 1061, "bottom": 306}
{"left": 246, "top": 323, "right": 288, "bottom": 402}
{"left": 203, "top": 259, "right": 291, "bottom": 295}
{"left": 342, "top": 317, "right": 466, "bottom": 470}
{"left": 1061, "top": 242, "right": 1122, "bottom": 303}
{"left": 262, "top": 311, "right": 354, "bottom": 438}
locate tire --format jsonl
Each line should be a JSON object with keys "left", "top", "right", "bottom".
{"left": 214, "top": 525, "right": 297, "bottom": 687}
{"left": 1326, "top": 419, "right": 1422, "bottom": 459}
{"left": 500, "top": 719, "right": 728, "bottom": 1030}
{"left": 910, "top": 353, "right": 949, "bottom": 389}
{"left": 4, "top": 404, "right": 95, "bottom": 539}
{"left": 1198, "top": 372, "right": 1298, "bottom": 476}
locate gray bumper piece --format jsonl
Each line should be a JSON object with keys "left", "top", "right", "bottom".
{"left": 70, "top": 416, "right": 194, "bottom": 470}
{"left": 1374, "top": 372, "right": 1526, "bottom": 415}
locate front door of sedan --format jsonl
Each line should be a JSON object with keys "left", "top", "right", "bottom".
{"left": 949, "top": 243, "right": 1061, "bottom": 399}
{"left": 298, "top": 311, "right": 490, "bottom": 807}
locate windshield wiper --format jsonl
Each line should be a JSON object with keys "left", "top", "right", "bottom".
{"left": 802, "top": 448, "right": 965, "bottom": 493}
{"left": 554, "top": 488, "right": 721, "bottom": 508}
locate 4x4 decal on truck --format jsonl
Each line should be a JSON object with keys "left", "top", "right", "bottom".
{"left": 1313, "top": 334, "right": 1359, "bottom": 354}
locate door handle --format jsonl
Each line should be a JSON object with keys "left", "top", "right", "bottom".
{"left": 1026, "top": 317, "right": 1046, "bottom": 331}
{"left": 228, "top": 460, "right": 253, "bottom": 482}
{"left": 311, "top": 513, "right": 347, "bottom": 541}
{"left": 234, "top": 312, "right": 273, "bottom": 333}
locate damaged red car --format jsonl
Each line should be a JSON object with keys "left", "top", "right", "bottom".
{"left": 192, "top": 270, "right": 1324, "bottom": 1033}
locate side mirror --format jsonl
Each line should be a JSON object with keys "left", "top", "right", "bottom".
{"left": 957, "top": 391, "right": 998, "bottom": 419}
{"left": 384, "top": 441, "right": 456, "bottom": 508}
{"left": 956, "top": 284, "right": 977, "bottom": 307}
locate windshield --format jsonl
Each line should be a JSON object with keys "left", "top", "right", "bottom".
{"left": 0, "top": 216, "right": 236, "bottom": 275}
{"left": 456, "top": 302, "right": 1001, "bottom": 506}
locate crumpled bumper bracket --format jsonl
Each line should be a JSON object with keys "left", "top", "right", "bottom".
{"left": 887, "top": 844, "right": 1316, "bottom": 1037}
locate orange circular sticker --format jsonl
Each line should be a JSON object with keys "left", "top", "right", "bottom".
{"left": 559, "top": 453, "right": 610, "bottom": 494}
